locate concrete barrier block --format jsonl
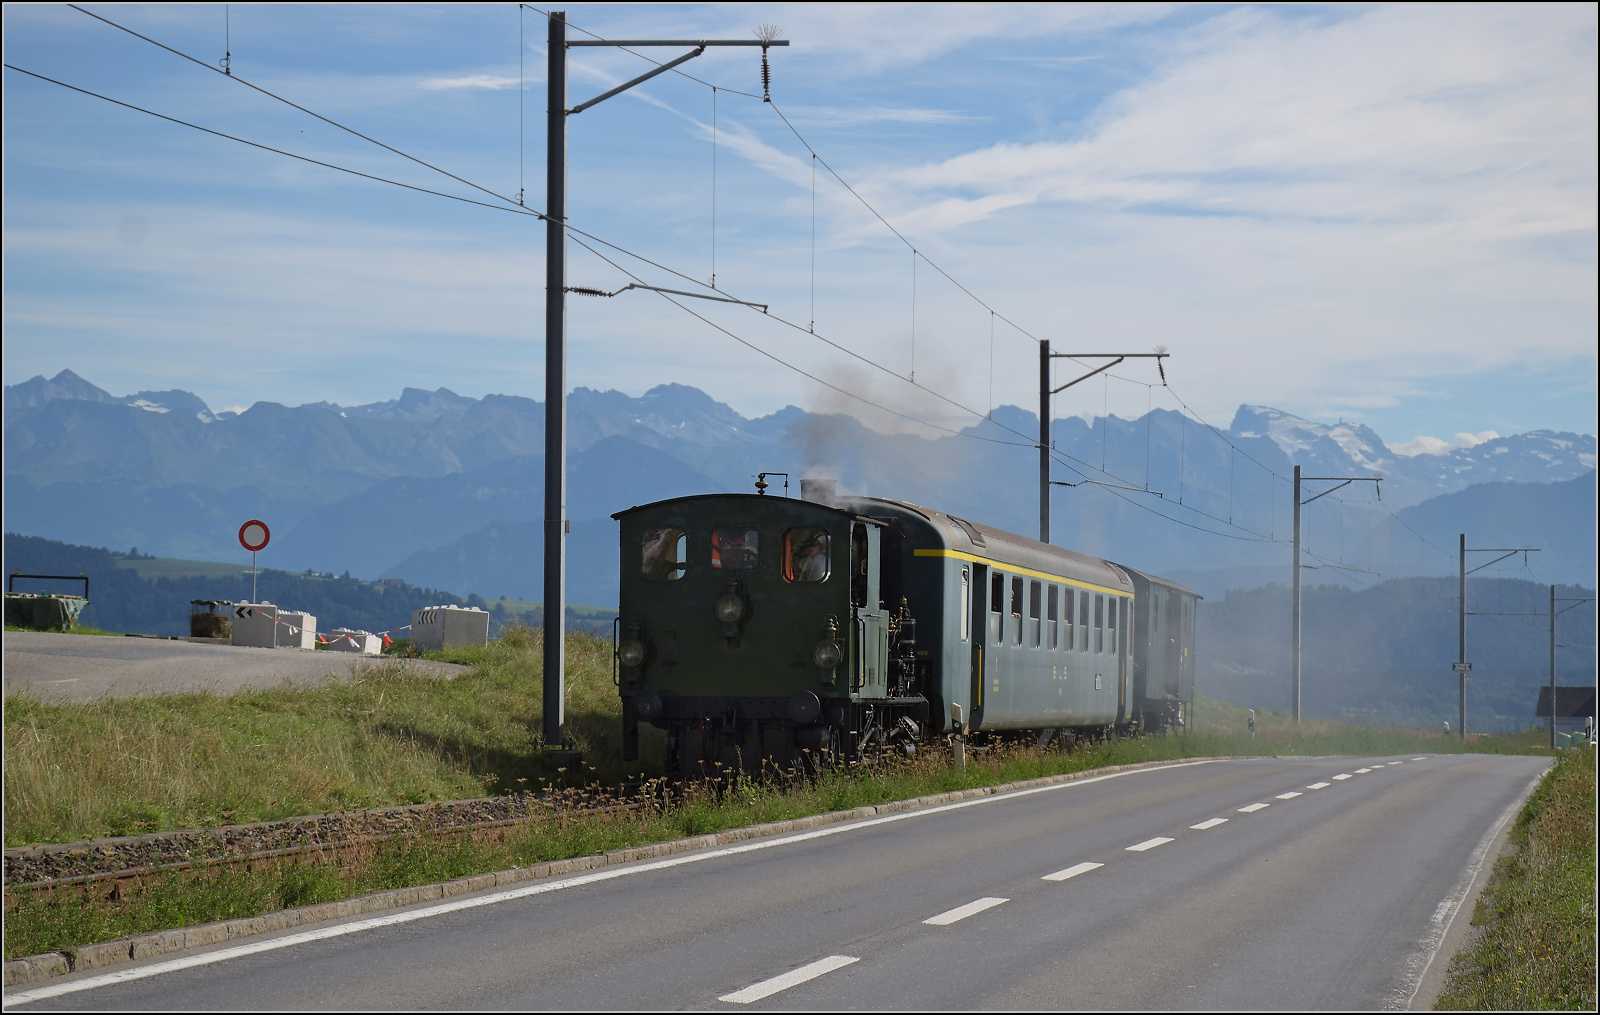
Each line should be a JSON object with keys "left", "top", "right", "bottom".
{"left": 4, "top": 952, "right": 70, "bottom": 985}
{"left": 130, "top": 929, "right": 185, "bottom": 960}
{"left": 74, "top": 939, "right": 132, "bottom": 970}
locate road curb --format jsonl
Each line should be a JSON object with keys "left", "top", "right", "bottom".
{"left": 3, "top": 754, "right": 1258, "bottom": 987}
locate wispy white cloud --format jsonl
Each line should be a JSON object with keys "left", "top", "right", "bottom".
{"left": 420, "top": 74, "right": 521, "bottom": 91}
{"left": 782, "top": 106, "right": 983, "bottom": 128}
{"left": 1392, "top": 430, "right": 1503, "bottom": 457}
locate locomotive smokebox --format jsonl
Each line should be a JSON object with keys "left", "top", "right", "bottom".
{"left": 799, "top": 478, "right": 837, "bottom": 507}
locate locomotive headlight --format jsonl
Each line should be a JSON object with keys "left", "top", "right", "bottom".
{"left": 715, "top": 594, "right": 744, "bottom": 624}
{"left": 813, "top": 639, "right": 842, "bottom": 670}
{"left": 618, "top": 639, "right": 646, "bottom": 668}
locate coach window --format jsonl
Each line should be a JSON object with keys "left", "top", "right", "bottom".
{"left": 1028, "top": 581, "right": 1042, "bottom": 648}
{"left": 1011, "top": 576, "right": 1025, "bottom": 645}
{"left": 1079, "top": 590, "right": 1090, "bottom": 652}
{"left": 782, "top": 528, "right": 830, "bottom": 583}
{"left": 1094, "top": 594, "right": 1105, "bottom": 654}
{"left": 1065, "top": 588, "right": 1075, "bottom": 651}
{"left": 990, "top": 571, "right": 1004, "bottom": 643}
{"left": 1106, "top": 595, "right": 1118, "bottom": 657}
{"left": 1047, "top": 585, "right": 1059, "bottom": 650}
{"left": 711, "top": 528, "right": 759, "bottom": 570}
{"left": 960, "top": 566, "right": 971, "bottom": 642}
{"left": 641, "top": 526, "right": 688, "bottom": 581}
{"left": 1121, "top": 598, "right": 1131, "bottom": 657}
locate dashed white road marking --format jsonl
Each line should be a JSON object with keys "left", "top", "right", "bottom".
{"left": 1126, "top": 836, "right": 1175, "bottom": 852}
{"left": 1042, "top": 862, "right": 1104, "bottom": 882}
{"left": 1333, "top": 774, "right": 1353, "bottom": 781}
{"left": 1190, "top": 817, "right": 1228, "bottom": 830}
{"left": 1275, "top": 792, "right": 1302, "bottom": 800}
{"left": 925, "top": 897, "right": 1008, "bottom": 925}
{"left": 719, "top": 955, "right": 859, "bottom": 1003}
{"left": 1307, "top": 782, "right": 1331, "bottom": 789}
{"left": 1412, "top": 757, "right": 1427, "bottom": 761}
{"left": 1390, "top": 761, "right": 1403, "bottom": 765}
{"left": 1237, "top": 803, "right": 1270, "bottom": 813}
{"left": 1355, "top": 768, "right": 1372, "bottom": 774}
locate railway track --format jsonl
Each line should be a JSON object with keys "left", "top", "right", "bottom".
{"left": 3, "top": 791, "right": 645, "bottom": 896}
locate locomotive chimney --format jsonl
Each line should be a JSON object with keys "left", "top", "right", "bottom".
{"left": 799, "top": 478, "right": 837, "bottom": 508}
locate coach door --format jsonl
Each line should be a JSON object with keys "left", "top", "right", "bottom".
{"left": 970, "top": 563, "right": 987, "bottom": 730}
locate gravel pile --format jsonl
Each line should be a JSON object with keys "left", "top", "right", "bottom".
{"left": 3, "top": 794, "right": 575, "bottom": 887}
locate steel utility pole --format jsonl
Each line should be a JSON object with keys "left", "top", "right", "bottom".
{"left": 1291, "top": 467, "right": 1381, "bottom": 725}
{"left": 542, "top": 12, "right": 785, "bottom": 752}
{"left": 1038, "top": 349, "right": 1167, "bottom": 543}
{"left": 1456, "top": 536, "right": 1539, "bottom": 741}
{"left": 1548, "top": 586, "right": 1596, "bottom": 748}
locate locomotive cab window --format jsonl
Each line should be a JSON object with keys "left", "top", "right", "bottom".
{"left": 782, "top": 528, "right": 830, "bottom": 583}
{"left": 641, "top": 526, "right": 688, "bottom": 581}
{"left": 710, "top": 528, "right": 759, "bottom": 570}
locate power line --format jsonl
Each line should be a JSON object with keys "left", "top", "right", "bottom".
{"left": 30, "top": 13, "right": 1486, "bottom": 574}
{"left": 69, "top": 4, "right": 526, "bottom": 212}
{"left": 1, "top": 64, "right": 549, "bottom": 223}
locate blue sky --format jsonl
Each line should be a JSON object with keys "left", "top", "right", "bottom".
{"left": 3, "top": 3, "right": 1595, "bottom": 454}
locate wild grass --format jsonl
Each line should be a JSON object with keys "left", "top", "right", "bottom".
{"left": 1435, "top": 744, "right": 1597, "bottom": 1011}
{"left": 3, "top": 625, "right": 121, "bottom": 637}
{"left": 3, "top": 627, "right": 656, "bottom": 847}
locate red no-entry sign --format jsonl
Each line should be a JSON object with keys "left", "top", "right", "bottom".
{"left": 239, "top": 519, "right": 270, "bottom": 552}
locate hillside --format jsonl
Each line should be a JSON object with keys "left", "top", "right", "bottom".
{"left": 1197, "top": 576, "right": 1597, "bottom": 732}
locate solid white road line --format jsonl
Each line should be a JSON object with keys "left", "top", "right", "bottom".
{"left": 1126, "top": 837, "right": 1174, "bottom": 852}
{"left": 1237, "top": 803, "right": 1270, "bottom": 813}
{"left": 719, "top": 955, "right": 859, "bottom": 1003}
{"left": 1, "top": 758, "right": 1226, "bottom": 1005}
{"left": 1333, "top": 774, "right": 1353, "bottom": 780}
{"left": 1391, "top": 772, "right": 1544, "bottom": 1009}
{"left": 1042, "top": 862, "right": 1104, "bottom": 882}
{"left": 925, "top": 897, "right": 1008, "bottom": 925}
{"left": 1307, "top": 782, "right": 1331, "bottom": 789}
{"left": 1275, "top": 792, "right": 1302, "bottom": 800}
{"left": 1190, "top": 818, "right": 1228, "bottom": 830}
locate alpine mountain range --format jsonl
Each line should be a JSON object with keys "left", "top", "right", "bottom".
{"left": 5, "top": 370, "right": 1594, "bottom": 608}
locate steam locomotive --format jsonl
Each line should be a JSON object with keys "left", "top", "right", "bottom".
{"left": 613, "top": 480, "right": 1199, "bottom": 776}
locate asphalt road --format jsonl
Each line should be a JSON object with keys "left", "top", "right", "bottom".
{"left": 8, "top": 752, "right": 1547, "bottom": 1011}
{"left": 2, "top": 630, "right": 468, "bottom": 701}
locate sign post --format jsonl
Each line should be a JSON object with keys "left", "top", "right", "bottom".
{"left": 238, "top": 519, "right": 270, "bottom": 604}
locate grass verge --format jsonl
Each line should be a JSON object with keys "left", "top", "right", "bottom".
{"left": 1435, "top": 744, "right": 1597, "bottom": 1010}
{"left": 4, "top": 625, "right": 121, "bottom": 637}
{"left": 4, "top": 627, "right": 652, "bottom": 846}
